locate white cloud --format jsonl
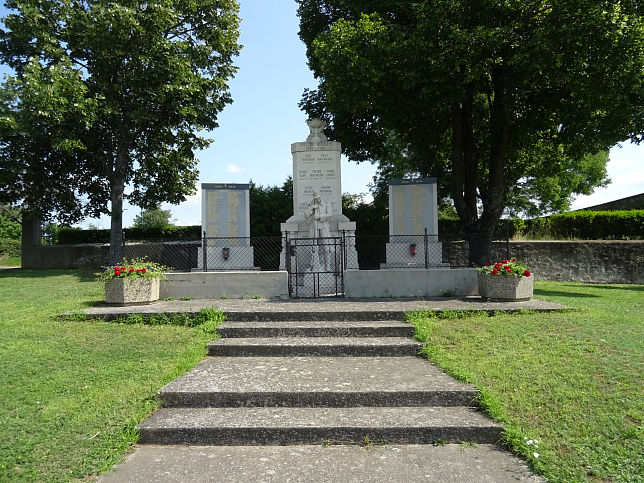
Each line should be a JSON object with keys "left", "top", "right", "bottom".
{"left": 226, "top": 164, "right": 246, "bottom": 174}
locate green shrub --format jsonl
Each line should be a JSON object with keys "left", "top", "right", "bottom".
{"left": 57, "top": 225, "right": 201, "bottom": 244}
{"left": 0, "top": 238, "right": 21, "bottom": 258}
{"left": 124, "top": 225, "right": 201, "bottom": 240}
{"left": 510, "top": 210, "right": 643, "bottom": 240}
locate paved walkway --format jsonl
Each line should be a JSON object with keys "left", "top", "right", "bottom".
{"left": 99, "top": 444, "right": 542, "bottom": 482}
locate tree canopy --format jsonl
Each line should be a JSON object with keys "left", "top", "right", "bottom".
{"left": 297, "top": 0, "right": 644, "bottom": 263}
{"left": 0, "top": 0, "right": 241, "bottom": 263}
{"left": 131, "top": 206, "right": 175, "bottom": 229}
{"left": 249, "top": 178, "right": 293, "bottom": 237}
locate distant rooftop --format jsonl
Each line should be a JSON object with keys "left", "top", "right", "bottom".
{"left": 576, "top": 192, "right": 644, "bottom": 211}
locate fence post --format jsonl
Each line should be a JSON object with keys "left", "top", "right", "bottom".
{"left": 122, "top": 230, "right": 126, "bottom": 262}
{"left": 424, "top": 227, "right": 429, "bottom": 269}
{"left": 342, "top": 230, "right": 347, "bottom": 271}
{"left": 505, "top": 223, "right": 510, "bottom": 260}
{"left": 202, "top": 231, "right": 207, "bottom": 272}
{"left": 285, "top": 233, "right": 292, "bottom": 297}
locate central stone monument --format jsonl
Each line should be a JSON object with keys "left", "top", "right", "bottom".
{"left": 280, "top": 119, "right": 358, "bottom": 273}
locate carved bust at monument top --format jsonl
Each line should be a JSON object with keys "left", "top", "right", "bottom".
{"left": 306, "top": 118, "right": 328, "bottom": 145}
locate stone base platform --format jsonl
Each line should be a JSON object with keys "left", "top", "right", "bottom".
{"left": 80, "top": 296, "right": 566, "bottom": 321}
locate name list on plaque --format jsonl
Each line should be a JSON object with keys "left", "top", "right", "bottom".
{"left": 292, "top": 148, "right": 342, "bottom": 217}
{"left": 201, "top": 183, "right": 250, "bottom": 238}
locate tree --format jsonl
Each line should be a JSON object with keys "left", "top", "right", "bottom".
{"left": 132, "top": 207, "right": 175, "bottom": 229}
{"left": 297, "top": 0, "right": 644, "bottom": 264}
{"left": 249, "top": 178, "right": 293, "bottom": 237}
{"left": 0, "top": 0, "right": 241, "bottom": 263}
{"left": 0, "top": 204, "right": 21, "bottom": 240}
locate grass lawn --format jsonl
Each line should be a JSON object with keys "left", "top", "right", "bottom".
{"left": 0, "top": 256, "right": 20, "bottom": 266}
{"left": 407, "top": 282, "right": 643, "bottom": 482}
{"left": 0, "top": 269, "right": 221, "bottom": 481}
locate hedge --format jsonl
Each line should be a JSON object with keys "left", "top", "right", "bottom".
{"left": 511, "top": 210, "right": 644, "bottom": 240}
{"left": 0, "top": 238, "right": 21, "bottom": 258}
{"left": 53, "top": 210, "right": 643, "bottom": 244}
{"left": 57, "top": 225, "right": 201, "bottom": 244}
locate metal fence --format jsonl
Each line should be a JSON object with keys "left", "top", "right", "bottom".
{"left": 345, "top": 233, "right": 510, "bottom": 270}
{"left": 123, "top": 235, "right": 284, "bottom": 272}
{"left": 122, "top": 232, "right": 510, "bottom": 272}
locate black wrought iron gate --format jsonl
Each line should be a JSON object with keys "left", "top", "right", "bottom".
{"left": 285, "top": 236, "right": 344, "bottom": 298}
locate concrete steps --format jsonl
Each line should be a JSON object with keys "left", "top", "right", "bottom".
{"left": 138, "top": 317, "right": 503, "bottom": 446}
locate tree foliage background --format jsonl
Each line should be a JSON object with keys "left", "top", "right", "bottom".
{"left": 132, "top": 207, "right": 175, "bottom": 229}
{"left": 0, "top": 0, "right": 241, "bottom": 263}
{"left": 297, "top": 0, "right": 644, "bottom": 263}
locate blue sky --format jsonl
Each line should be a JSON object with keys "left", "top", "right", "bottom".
{"left": 1, "top": 0, "right": 642, "bottom": 227}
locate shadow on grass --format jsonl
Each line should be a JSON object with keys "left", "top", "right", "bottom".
{"left": 588, "top": 284, "right": 644, "bottom": 292}
{"left": 533, "top": 288, "right": 599, "bottom": 299}
{"left": 0, "top": 268, "right": 98, "bottom": 283}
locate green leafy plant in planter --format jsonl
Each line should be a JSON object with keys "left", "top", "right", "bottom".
{"left": 477, "top": 258, "right": 533, "bottom": 301}
{"left": 477, "top": 258, "right": 532, "bottom": 278}
{"left": 98, "top": 258, "right": 167, "bottom": 305}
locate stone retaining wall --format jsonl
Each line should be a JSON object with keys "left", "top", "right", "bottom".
{"left": 444, "top": 240, "right": 643, "bottom": 284}
{"left": 505, "top": 240, "right": 643, "bottom": 284}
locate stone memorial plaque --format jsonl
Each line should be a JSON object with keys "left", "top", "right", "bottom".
{"left": 292, "top": 150, "right": 342, "bottom": 216}
{"left": 388, "top": 178, "right": 438, "bottom": 236}
{"left": 384, "top": 178, "right": 445, "bottom": 268}
{"left": 201, "top": 183, "right": 250, "bottom": 239}
{"left": 198, "top": 183, "right": 255, "bottom": 270}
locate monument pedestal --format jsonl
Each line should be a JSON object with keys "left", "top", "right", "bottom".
{"left": 279, "top": 218, "right": 358, "bottom": 272}
{"left": 196, "top": 245, "right": 258, "bottom": 271}
{"left": 381, "top": 241, "right": 448, "bottom": 269}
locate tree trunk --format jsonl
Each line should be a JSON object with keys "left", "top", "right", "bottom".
{"left": 466, "top": 224, "right": 494, "bottom": 266}
{"left": 109, "top": 179, "right": 124, "bottom": 265}
{"left": 109, "top": 147, "right": 128, "bottom": 265}
{"left": 457, "top": 69, "right": 512, "bottom": 266}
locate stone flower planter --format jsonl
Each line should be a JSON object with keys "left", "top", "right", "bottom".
{"left": 105, "top": 278, "right": 160, "bottom": 305}
{"left": 478, "top": 273, "right": 533, "bottom": 301}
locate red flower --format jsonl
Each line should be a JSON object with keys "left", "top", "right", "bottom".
{"left": 512, "top": 257, "right": 516, "bottom": 262}
{"left": 501, "top": 259, "right": 509, "bottom": 263}
{"left": 128, "top": 268, "right": 134, "bottom": 273}
{"left": 506, "top": 267, "right": 513, "bottom": 273}
{"left": 484, "top": 262, "right": 491, "bottom": 266}
{"left": 141, "top": 268, "right": 147, "bottom": 273}
{"left": 491, "top": 269, "right": 498, "bottom": 275}
{"left": 495, "top": 263, "right": 502, "bottom": 268}
{"left": 114, "top": 270, "right": 121, "bottom": 277}
{"left": 523, "top": 270, "right": 531, "bottom": 277}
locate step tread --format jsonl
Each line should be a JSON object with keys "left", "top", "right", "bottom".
{"left": 219, "top": 321, "right": 412, "bottom": 327}
{"left": 208, "top": 337, "right": 422, "bottom": 347}
{"left": 160, "top": 356, "right": 474, "bottom": 396}
{"left": 217, "top": 321, "right": 415, "bottom": 338}
{"left": 140, "top": 406, "right": 501, "bottom": 430}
